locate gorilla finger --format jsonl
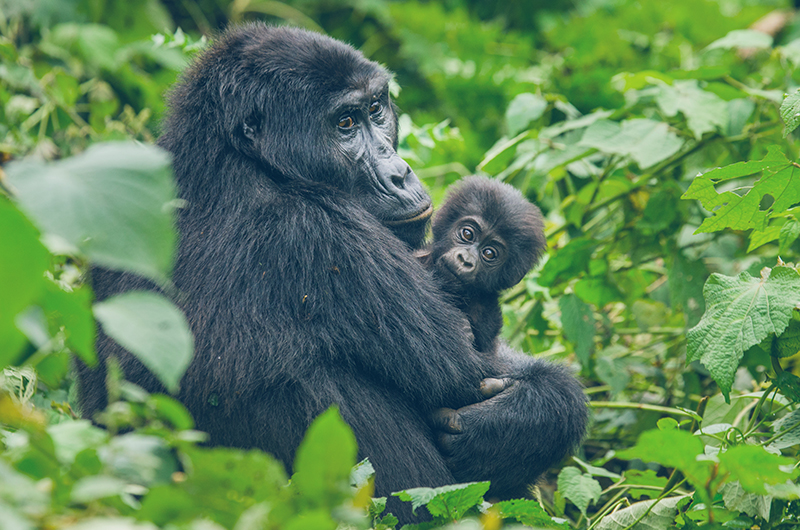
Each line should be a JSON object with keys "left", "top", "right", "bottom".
{"left": 431, "top": 408, "right": 463, "bottom": 434}
{"left": 437, "top": 433, "right": 456, "bottom": 456}
{"left": 480, "top": 377, "right": 514, "bottom": 398}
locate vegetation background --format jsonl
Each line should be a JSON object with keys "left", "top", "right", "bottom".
{"left": 2, "top": 0, "right": 800, "bottom": 528}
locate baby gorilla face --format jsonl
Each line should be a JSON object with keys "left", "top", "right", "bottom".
{"left": 440, "top": 215, "right": 508, "bottom": 290}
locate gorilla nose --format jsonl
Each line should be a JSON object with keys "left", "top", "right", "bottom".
{"left": 391, "top": 167, "right": 411, "bottom": 189}
{"left": 457, "top": 251, "right": 475, "bottom": 269}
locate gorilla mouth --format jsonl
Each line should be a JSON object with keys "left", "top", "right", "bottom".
{"left": 384, "top": 204, "right": 433, "bottom": 227}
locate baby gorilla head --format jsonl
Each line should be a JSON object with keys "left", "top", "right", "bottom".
{"left": 429, "top": 176, "right": 546, "bottom": 297}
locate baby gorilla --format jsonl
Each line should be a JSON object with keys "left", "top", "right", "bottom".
{"left": 417, "top": 176, "right": 546, "bottom": 353}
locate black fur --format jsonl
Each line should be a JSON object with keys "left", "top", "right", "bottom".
{"left": 418, "top": 176, "right": 545, "bottom": 353}
{"left": 77, "top": 24, "right": 587, "bottom": 524}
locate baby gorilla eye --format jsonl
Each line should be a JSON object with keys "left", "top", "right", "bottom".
{"left": 459, "top": 227, "right": 474, "bottom": 242}
{"left": 481, "top": 247, "right": 497, "bottom": 261}
{"left": 338, "top": 116, "right": 355, "bottom": 129}
{"left": 369, "top": 100, "right": 382, "bottom": 115}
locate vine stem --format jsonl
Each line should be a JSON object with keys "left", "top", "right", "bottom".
{"left": 588, "top": 401, "right": 696, "bottom": 418}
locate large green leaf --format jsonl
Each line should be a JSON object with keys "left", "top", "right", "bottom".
{"left": 655, "top": 80, "right": 728, "bottom": 140}
{"left": 291, "top": 407, "right": 357, "bottom": 509}
{"left": 0, "top": 199, "right": 50, "bottom": 368}
{"left": 7, "top": 142, "right": 177, "bottom": 284}
{"left": 93, "top": 291, "right": 193, "bottom": 393}
{"left": 557, "top": 467, "right": 601, "bottom": 516}
{"left": 559, "top": 294, "right": 595, "bottom": 367}
{"left": 579, "top": 118, "right": 683, "bottom": 169}
{"left": 682, "top": 146, "right": 800, "bottom": 234}
{"left": 687, "top": 266, "right": 800, "bottom": 400}
{"left": 780, "top": 88, "right": 800, "bottom": 137}
{"left": 718, "top": 445, "right": 798, "bottom": 495}
{"left": 595, "top": 496, "right": 684, "bottom": 530}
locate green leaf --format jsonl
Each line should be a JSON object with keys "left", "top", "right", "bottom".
{"left": 494, "top": 498, "right": 570, "bottom": 528}
{"left": 579, "top": 118, "right": 683, "bottom": 169}
{"left": 394, "top": 482, "right": 489, "bottom": 520}
{"left": 770, "top": 318, "right": 800, "bottom": 358}
{"left": 506, "top": 93, "right": 548, "bottom": 136}
{"left": 720, "top": 481, "right": 771, "bottom": 520}
{"left": 718, "top": 445, "right": 798, "bottom": 495}
{"left": 41, "top": 282, "right": 96, "bottom": 366}
{"left": 559, "top": 294, "right": 595, "bottom": 366}
{"left": 557, "top": 467, "right": 601, "bottom": 516}
{"left": 622, "top": 469, "right": 668, "bottom": 500}
{"left": 682, "top": 146, "right": 800, "bottom": 234}
{"left": 781, "top": 89, "right": 800, "bottom": 137}
{"left": 7, "top": 142, "right": 177, "bottom": 284}
{"left": 779, "top": 218, "right": 800, "bottom": 254}
{"left": 47, "top": 420, "right": 108, "bottom": 465}
{"left": 707, "top": 29, "right": 773, "bottom": 50}
{"left": 93, "top": 291, "right": 193, "bottom": 394}
{"left": 292, "top": 406, "right": 357, "bottom": 508}
{"left": 655, "top": 80, "right": 728, "bottom": 140}
{"left": 71, "top": 476, "right": 128, "bottom": 504}
{"left": 769, "top": 408, "right": 800, "bottom": 450}
{"left": 595, "top": 496, "right": 684, "bottom": 530}
{"left": 686, "top": 267, "right": 800, "bottom": 399}
{"left": 539, "top": 238, "right": 596, "bottom": 286}
{"left": 0, "top": 199, "right": 50, "bottom": 367}
{"left": 775, "top": 371, "right": 800, "bottom": 402}
{"left": 617, "top": 430, "right": 711, "bottom": 491}
{"left": 99, "top": 434, "right": 178, "bottom": 487}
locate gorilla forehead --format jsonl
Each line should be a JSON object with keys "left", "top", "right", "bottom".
{"left": 224, "top": 23, "right": 389, "bottom": 98}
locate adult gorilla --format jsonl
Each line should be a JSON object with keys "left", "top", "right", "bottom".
{"left": 79, "top": 24, "right": 587, "bottom": 521}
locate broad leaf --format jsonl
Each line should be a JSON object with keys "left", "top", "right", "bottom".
{"left": 655, "top": 80, "right": 728, "bottom": 140}
{"left": 596, "top": 496, "right": 684, "bottom": 530}
{"left": 686, "top": 267, "right": 800, "bottom": 400}
{"left": 559, "top": 294, "right": 595, "bottom": 366}
{"left": 495, "top": 498, "right": 570, "bottom": 528}
{"left": 292, "top": 407, "right": 357, "bottom": 508}
{"left": 506, "top": 93, "right": 548, "bottom": 136}
{"left": 707, "top": 29, "right": 773, "bottom": 50}
{"left": 579, "top": 118, "right": 683, "bottom": 169}
{"left": 7, "top": 142, "right": 177, "bottom": 284}
{"left": 557, "top": 467, "right": 601, "bottom": 516}
{"left": 93, "top": 291, "right": 193, "bottom": 393}
{"left": 0, "top": 199, "right": 50, "bottom": 367}
{"left": 781, "top": 89, "right": 800, "bottom": 137}
{"left": 718, "top": 445, "right": 798, "bottom": 495}
{"left": 682, "top": 146, "right": 800, "bottom": 234}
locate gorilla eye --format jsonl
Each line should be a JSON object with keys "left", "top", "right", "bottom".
{"left": 338, "top": 116, "right": 355, "bottom": 129}
{"left": 369, "top": 100, "right": 382, "bottom": 115}
{"left": 482, "top": 247, "right": 497, "bottom": 261}
{"left": 459, "top": 227, "right": 474, "bottom": 242}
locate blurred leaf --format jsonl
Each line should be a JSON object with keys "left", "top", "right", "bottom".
{"left": 781, "top": 89, "right": 800, "bottom": 137}
{"left": 655, "top": 80, "right": 727, "bottom": 140}
{"left": 557, "top": 467, "right": 601, "bottom": 516}
{"left": 559, "top": 294, "right": 595, "bottom": 366}
{"left": 617, "top": 429, "right": 710, "bottom": 492}
{"left": 47, "top": 420, "right": 108, "bottom": 465}
{"left": 94, "top": 291, "right": 193, "bottom": 393}
{"left": 686, "top": 267, "right": 800, "bottom": 399}
{"left": 71, "top": 475, "right": 129, "bottom": 504}
{"left": 579, "top": 119, "right": 683, "bottom": 169}
{"left": 495, "top": 498, "right": 569, "bottom": 528}
{"left": 99, "top": 434, "right": 178, "bottom": 487}
{"left": 506, "top": 93, "right": 548, "bottom": 136}
{"left": 706, "top": 29, "right": 773, "bottom": 50}
{"left": 539, "top": 238, "right": 596, "bottom": 286}
{"left": 718, "top": 445, "right": 798, "bottom": 495}
{"left": 623, "top": 469, "right": 668, "bottom": 500}
{"left": 41, "top": 281, "right": 96, "bottom": 366}
{"left": 292, "top": 407, "right": 357, "bottom": 508}
{"left": 0, "top": 199, "right": 50, "bottom": 367}
{"left": 7, "top": 142, "right": 177, "bottom": 284}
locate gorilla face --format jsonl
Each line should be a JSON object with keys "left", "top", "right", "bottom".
{"left": 213, "top": 26, "right": 432, "bottom": 246}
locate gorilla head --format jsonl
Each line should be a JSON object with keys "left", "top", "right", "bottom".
{"left": 162, "top": 24, "right": 432, "bottom": 247}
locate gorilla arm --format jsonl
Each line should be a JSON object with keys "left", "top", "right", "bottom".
{"left": 432, "top": 342, "right": 588, "bottom": 499}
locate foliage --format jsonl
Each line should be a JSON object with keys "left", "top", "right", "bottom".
{"left": 2, "top": 0, "right": 800, "bottom": 529}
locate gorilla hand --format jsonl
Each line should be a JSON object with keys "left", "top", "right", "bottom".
{"left": 430, "top": 355, "right": 587, "bottom": 500}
